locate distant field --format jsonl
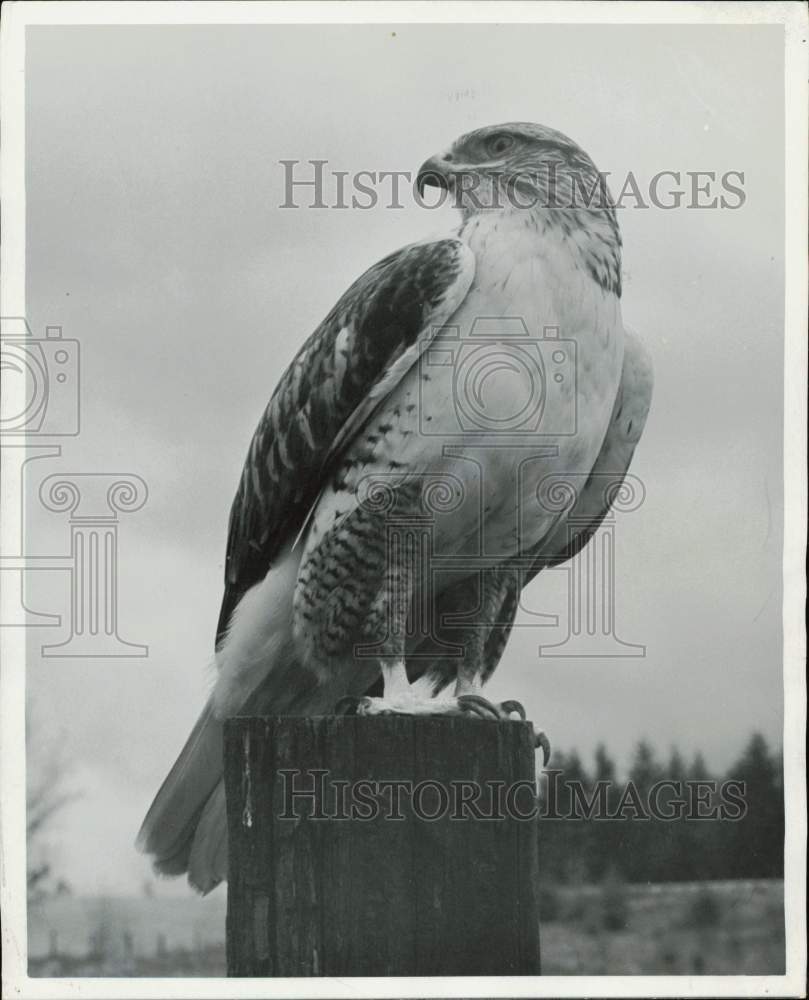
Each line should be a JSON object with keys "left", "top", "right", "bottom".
{"left": 29, "top": 878, "right": 784, "bottom": 976}
{"left": 539, "top": 879, "right": 784, "bottom": 975}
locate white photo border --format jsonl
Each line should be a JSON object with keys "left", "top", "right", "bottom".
{"left": 1, "top": 2, "right": 806, "bottom": 998}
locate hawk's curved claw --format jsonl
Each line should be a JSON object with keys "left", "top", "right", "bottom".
{"left": 456, "top": 694, "right": 502, "bottom": 720}
{"left": 499, "top": 700, "right": 527, "bottom": 720}
{"left": 535, "top": 730, "right": 551, "bottom": 766}
{"left": 333, "top": 696, "right": 360, "bottom": 716}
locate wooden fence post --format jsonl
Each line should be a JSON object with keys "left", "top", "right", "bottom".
{"left": 224, "top": 715, "right": 541, "bottom": 977}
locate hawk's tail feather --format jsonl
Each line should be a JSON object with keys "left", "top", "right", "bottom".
{"left": 188, "top": 781, "right": 228, "bottom": 894}
{"left": 135, "top": 698, "right": 224, "bottom": 883}
{"left": 137, "top": 547, "right": 302, "bottom": 893}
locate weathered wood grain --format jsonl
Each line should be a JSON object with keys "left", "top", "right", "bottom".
{"left": 224, "top": 715, "right": 541, "bottom": 976}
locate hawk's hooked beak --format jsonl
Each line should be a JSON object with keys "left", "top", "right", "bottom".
{"left": 416, "top": 155, "right": 454, "bottom": 197}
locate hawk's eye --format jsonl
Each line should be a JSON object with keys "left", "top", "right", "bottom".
{"left": 486, "top": 133, "right": 515, "bottom": 157}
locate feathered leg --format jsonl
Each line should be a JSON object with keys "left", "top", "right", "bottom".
{"left": 348, "top": 566, "right": 551, "bottom": 761}
{"left": 352, "top": 566, "right": 549, "bottom": 756}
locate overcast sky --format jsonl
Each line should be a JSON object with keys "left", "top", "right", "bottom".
{"left": 23, "top": 23, "right": 783, "bottom": 897}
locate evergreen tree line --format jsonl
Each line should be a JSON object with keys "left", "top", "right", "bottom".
{"left": 538, "top": 732, "right": 784, "bottom": 884}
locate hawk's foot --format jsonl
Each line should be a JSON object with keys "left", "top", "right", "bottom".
{"left": 457, "top": 694, "right": 525, "bottom": 720}
{"left": 457, "top": 695, "right": 551, "bottom": 764}
{"left": 332, "top": 691, "right": 551, "bottom": 762}
{"left": 350, "top": 692, "right": 465, "bottom": 717}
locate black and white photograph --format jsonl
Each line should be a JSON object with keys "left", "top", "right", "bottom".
{"left": 1, "top": 3, "right": 806, "bottom": 997}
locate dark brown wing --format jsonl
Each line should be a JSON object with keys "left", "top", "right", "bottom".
{"left": 216, "top": 239, "right": 475, "bottom": 645}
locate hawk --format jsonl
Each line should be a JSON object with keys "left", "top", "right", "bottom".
{"left": 137, "top": 123, "right": 653, "bottom": 892}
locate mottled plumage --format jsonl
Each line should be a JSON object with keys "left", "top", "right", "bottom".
{"left": 217, "top": 239, "right": 474, "bottom": 642}
{"left": 138, "top": 122, "right": 653, "bottom": 893}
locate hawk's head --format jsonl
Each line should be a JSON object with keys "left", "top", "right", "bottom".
{"left": 417, "top": 122, "right": 621, "bottom": 294}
